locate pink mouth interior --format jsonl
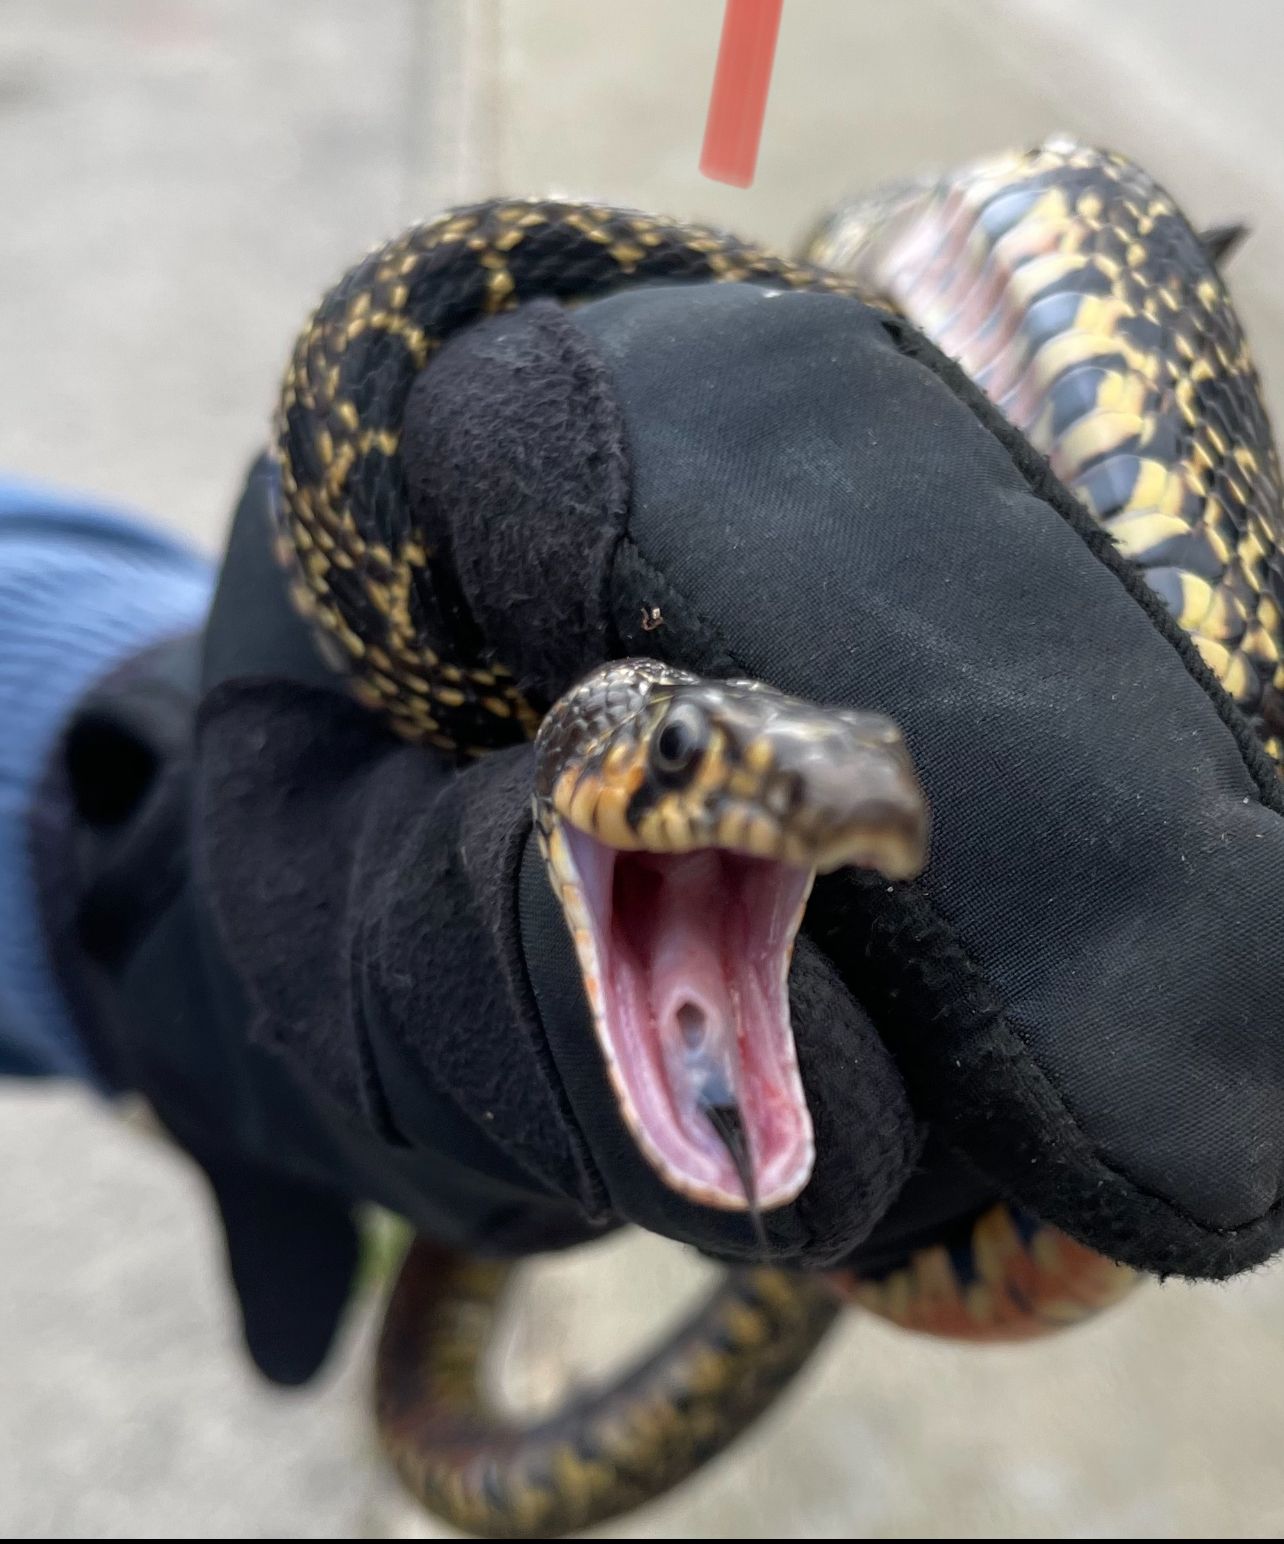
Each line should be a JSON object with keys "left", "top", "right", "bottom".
{"left": 564, "top": 826, "right": 816, "bottom": 1210}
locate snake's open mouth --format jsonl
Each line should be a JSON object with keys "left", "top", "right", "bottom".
{"left": 561, "top": 824, "right": 815, "bottom": 1211}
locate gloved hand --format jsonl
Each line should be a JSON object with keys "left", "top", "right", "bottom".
{"left": 43, "top": 275, "right": 1284, "bottom": 1387}
{"left": 369, "top": 277, "right": 1284, "bottom": 1284}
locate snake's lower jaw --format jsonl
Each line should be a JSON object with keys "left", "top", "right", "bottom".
{"left": 552, "top": 821, "right": 817, "bottom": 1212}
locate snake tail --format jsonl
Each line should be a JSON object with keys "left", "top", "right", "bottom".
{"left": 1199, "top": 221, "right": 1249, "bottom": 267}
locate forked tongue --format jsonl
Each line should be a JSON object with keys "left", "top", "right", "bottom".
{"left": 703, "top": 1101, "right": 769, "bottom": 1252}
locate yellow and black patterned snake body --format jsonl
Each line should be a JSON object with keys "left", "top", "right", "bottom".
{"left": 273, "top": 142, "right": 1282, "bottom": 1536}
{"left": 275, "top": 204, "right": 863, "bottom": 757}
{"left": 806, "top": 137, "right": 1284, "bottom": 761}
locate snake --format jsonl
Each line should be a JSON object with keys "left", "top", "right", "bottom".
{"left": 271, "top": 139, "right": 1281, "bottom": 1537}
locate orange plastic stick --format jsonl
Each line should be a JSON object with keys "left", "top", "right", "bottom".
{"left": 699, "top": 0, "right": 784, "bottom": 188}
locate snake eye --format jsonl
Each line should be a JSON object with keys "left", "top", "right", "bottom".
{"left": 652, "top": 703, "right": 708, "bottom": 781}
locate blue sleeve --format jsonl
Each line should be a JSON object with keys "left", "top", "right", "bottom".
{"left": 0, "top": 478, "right": 212, "bottom": 1082}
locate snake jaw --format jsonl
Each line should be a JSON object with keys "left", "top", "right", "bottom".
{"left": 534, "top": 660, "right": 928, "bottom": 1215}
{"left": 546, "top": 818, "right": 817, "bottom": 1212}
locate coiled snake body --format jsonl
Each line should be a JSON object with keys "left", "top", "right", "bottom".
{"left": 274, "top": 141, "right": 1282, "bottom": 1536}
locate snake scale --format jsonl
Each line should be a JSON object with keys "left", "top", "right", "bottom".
{"left": 272, "top": 140, "right": 1282, "bottom": 1536}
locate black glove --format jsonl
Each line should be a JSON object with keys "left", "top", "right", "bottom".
{"left": 388, "top": 279, "right": 1284, "bottom": 1280}
{"left": 40, "top": 279, "right": 1284, "bottom": 1384}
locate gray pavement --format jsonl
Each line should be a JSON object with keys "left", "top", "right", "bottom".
{"left": 5, "top": 1, "right": 1284, "bottom": 1536}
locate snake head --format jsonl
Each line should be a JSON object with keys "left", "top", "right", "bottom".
{"left": 533, "top": 659, "right": 928, "bottom": 1217}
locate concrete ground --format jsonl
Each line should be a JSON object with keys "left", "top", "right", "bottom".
{"left": 4, "top": 0, "right": 1284, "bottom": 1536}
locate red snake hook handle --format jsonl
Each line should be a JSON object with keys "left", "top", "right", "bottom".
{"left": 700, "top": 0, "right": 784, "bottom": 188}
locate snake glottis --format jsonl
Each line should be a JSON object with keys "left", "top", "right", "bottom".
{"left": 273, "top": 141, "right": 1279, "bottom": 1536}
